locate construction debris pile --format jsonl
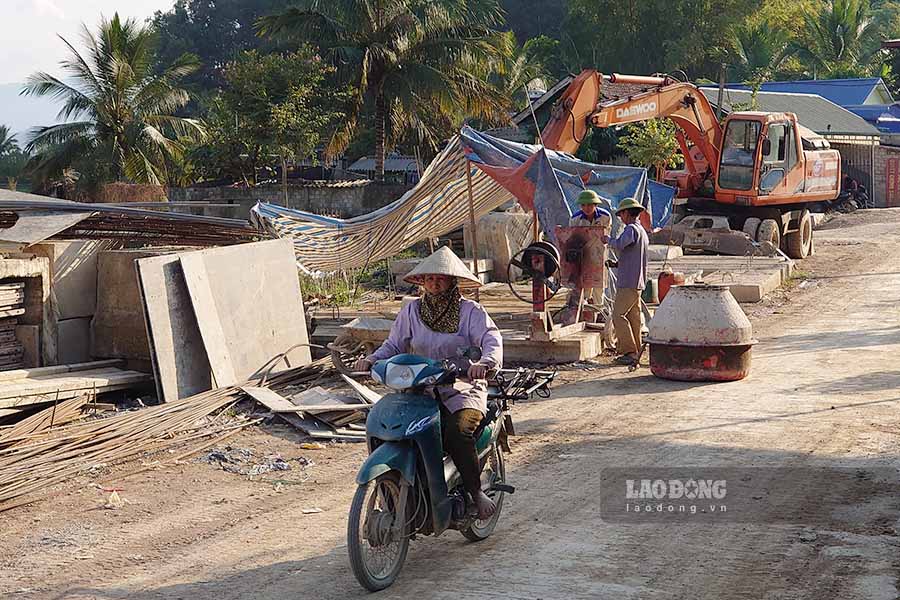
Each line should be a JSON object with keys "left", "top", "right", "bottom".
{"left": 0, "top": 357, "right": 358, "bottom": 512}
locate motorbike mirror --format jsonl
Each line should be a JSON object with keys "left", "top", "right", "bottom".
{"left": 457, "top": 346, "right": 483, "bottom": 362}
{"left": 761, "top": 138, "right": 772, "bottom": 157}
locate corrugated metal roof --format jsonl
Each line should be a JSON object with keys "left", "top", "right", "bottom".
{"left": 700, "top": 88, "right": 880, "bottom": 137}
{"left": 348, "top": 155, "right": 421, "bottom": 172}
{"left": 722, "top": 78, "right": 892, "bottom": 106}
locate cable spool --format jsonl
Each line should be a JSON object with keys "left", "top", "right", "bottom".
{"left": 507, "top": 241, "right": 562, "bottom": 304}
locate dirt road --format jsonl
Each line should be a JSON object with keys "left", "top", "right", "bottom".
{"left": 2, "top": 210, "right": 900, "bottom": 599}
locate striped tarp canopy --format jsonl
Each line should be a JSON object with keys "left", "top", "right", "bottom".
{"left": 250, "top": 135, "right": 515, "bottom": 273}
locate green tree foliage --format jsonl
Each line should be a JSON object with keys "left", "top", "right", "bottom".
{"left": 187, "top": 48, "right": 346, "bottom": 185}
{"left": 575, "top": 128, "right": 622, "bottom": 164}
{"left": 523, "top": 35, "right": 569, "bottom": 80}
{"left": 562, "top": 0, "right": 757, "bottom": 78}
{"left": 493, "top": 32, "right": 552, "bottom": 111}
{"left": 501, "top": 0, "right": 568, "bottom": 42}
{"left": 795, "top": 0, "right": 881, "bottom": 78}
{"left": 257, "top": 0, "right": 513, "bottom": 180}
{"left": 0, "top": 125, "right": 28, "bottom": 190}
{"left": 21, "top": 14, "right": 205, "bottom": 193}
{"left": 0, "top": 126, "right": 19, "bottom": 156}
{"left": 152, "top": 0, "right": 291, "bottom": 91}
{"left": 730, "top": 22, "right": 797, "bottom": 84}
{"left": 618, "top": 119, "right": 683, "bottom": 180}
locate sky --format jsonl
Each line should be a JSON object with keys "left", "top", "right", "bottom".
{"left": 1, "top": 0, "right": 177, "bottom": 85}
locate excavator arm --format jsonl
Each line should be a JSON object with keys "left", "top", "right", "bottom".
{"left": 541, "top": 70, "right": 723, "bottom": 182}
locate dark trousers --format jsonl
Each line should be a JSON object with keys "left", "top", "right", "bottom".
{"left": 440, "top": 404, "right": 485, "bottom": 496}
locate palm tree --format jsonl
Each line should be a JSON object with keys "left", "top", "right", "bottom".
{"left": 22, "top": 14, "right": 205, "bottom": 191}
{"left": 0, "top": 126, "right": 19, "bottom": 156}
{"left": 257, "top": 0, "right": 512, "bottom": 180}
{"left": 494, "top": 31, "right": 550, "bottom": 112}
{"left": 731, "top": 22, "right": 795, "bottom": 83}
{"left": 795, "top": 0, "right": 879, "bottom": 78}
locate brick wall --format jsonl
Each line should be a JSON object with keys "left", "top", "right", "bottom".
{"left": 874, "top": 145, "right": 900, "bottom": 208}
{"left": 168, "top": 181, "right": 413, "bottom": 219}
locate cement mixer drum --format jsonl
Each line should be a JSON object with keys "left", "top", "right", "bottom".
{"left": 646, "top": 284, "right": 756, "bottom": 381}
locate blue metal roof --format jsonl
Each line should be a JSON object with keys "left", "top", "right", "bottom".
{"left": 724, "top": 78, "right": 889, "bottom": 107}
{"left": 845, "top": 104, "right": 900, "bottom": 133}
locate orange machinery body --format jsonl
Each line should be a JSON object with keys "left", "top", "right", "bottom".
{"left": 542, "top": 70, "right": 840, "bottom": 208}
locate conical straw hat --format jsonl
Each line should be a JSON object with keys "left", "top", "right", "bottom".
{"left": 403, "top": 246, "right": 483, "bottom": 289}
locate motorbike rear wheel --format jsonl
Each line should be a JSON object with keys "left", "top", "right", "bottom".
{"left": 348, "top": 471, "right": 410, "bottom": 591}
{"left": 462, "top": 442, "right": 507, "bottom": 541}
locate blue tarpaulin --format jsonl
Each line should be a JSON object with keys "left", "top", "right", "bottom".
{"left": 460, "top": 127, "right": 675, "bottom": 235}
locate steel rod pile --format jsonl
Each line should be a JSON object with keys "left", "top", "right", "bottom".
{"left": 0, "top": 358, "right": 334, "bottom": 513}
{"left": 0, "top": 395, "right": 92, "bottom": 448}
{"left": 0, "top": 198, "right": 264, "bottom": 247}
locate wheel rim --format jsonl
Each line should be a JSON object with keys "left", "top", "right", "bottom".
{"left": 469, "top": 446, "right": 505, "bottom": 535}
{"left": 802, "top": 218, "right": 812, "bottom": 250}
{"left": 358, "top": 478, "right": 405, "bottom": 580}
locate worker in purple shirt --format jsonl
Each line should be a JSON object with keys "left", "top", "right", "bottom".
{"left": 354, "top": 246, "right": 503, "bottom": 520}
{"left": 601, "top": 198, "right": 649, "bottom": 366}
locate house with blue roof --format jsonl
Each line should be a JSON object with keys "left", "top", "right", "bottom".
{"left": 725, "top": 78, "right": 894, "bottom": 107}
{"left": 725, "top": 78, "right": 900, "bottom": 135}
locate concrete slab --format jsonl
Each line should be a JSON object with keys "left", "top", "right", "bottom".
{"left": 58, "top": 317, "right": 91, "bottom": 364}
{"left": 178, "top": 239, "right": 312, "bottom": 384}
{"left": 503, "top": 330, "right": 603, "bottom": 363}
{"left": 136, "top": 239, "right": 312, "bottom": 402}
{"left": 648, "top": 254, "right": 794, "bottom": 303}
{"left": 30, "top": 240, "right": 117, "bottom": 320}
{"left": 647, "top": 245, "right": 683, "bottom": 262}
{"left": 92, "top": 249, "right": 177, "bottom": 360}
{"left": 136, "top": 253, "right": 212, "bottom": 403}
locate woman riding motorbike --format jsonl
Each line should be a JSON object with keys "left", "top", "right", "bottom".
{"left": 354, "top": 246, "right": 503, "bottom": 520}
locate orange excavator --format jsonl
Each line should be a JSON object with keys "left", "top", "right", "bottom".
{"left": 541, "top": 70, "right": 842, "bottom": 258}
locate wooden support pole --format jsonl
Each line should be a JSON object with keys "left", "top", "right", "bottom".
{"left": 465, "top": 159, "right": 481, "bottom": 302}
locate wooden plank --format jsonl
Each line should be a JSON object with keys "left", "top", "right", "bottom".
{"left": 0, "top": 308, "right": 25, "bottom": 318}
{"left": 290, "top": 386, "right": 361, "bottom": 408}
{"left": 136, "top": 254, "right": 212, "bottom": 402}
{"left": 0, "top": 371, "right": 152, "bottom": 403}
{"left": 0, "top": 360, "right": 126, "bottom": 383}
{"left": 241, "top": 386, "right": 300, "bottom": 413}
{"left": 179, "top": 253, "right": 238, "bottom": 388}
{"left": 340, "top": 374, "right": 382, "bottom": 404}
{"left": 0, "top": 381, "right": 151, "bottom": 410}
{"left": 279, "top": 403, "right": 372, "bottom": 413}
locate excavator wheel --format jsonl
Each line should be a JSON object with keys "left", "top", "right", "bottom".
{"left": 785, "top": 209, "right": 813, "bottom": 259}
{"left": 741, "top": 217, "right": 761, "bottom": 240}
{"left": 756, "top": 219, "right": 781, "bottom": 249}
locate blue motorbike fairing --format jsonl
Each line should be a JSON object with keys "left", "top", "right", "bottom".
{"left": 366, "top": 392, "right": 440, "bottom": 442}
{"left": 355, "top": 441, "right": 417, "bottom": 485}
{"left": 365, "top": 391, "right": 454, "bottom": 534}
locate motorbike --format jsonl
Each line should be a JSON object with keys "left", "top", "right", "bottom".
{"left": 347, "top": 350, "right": 554, "bottom": 591}
{"left": 832, "top": 181, "right": 870, "bottom": 213}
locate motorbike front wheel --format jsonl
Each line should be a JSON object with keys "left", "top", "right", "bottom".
{"left": 348, "top": 471, "right": 410, "bottom": 591}
{"left": 462, "top": 442, "right": 507, "bottom": 541}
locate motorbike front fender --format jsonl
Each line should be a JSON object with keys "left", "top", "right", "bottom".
{"left": 356, "top": 441, "right": 417, "bottom": 485}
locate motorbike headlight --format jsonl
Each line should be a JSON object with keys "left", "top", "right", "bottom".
{"left": 384, "top": 363, "right": 416, "bottom": 390}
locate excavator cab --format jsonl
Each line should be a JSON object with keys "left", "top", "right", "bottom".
{"left": 718, "top": 118, "right": 762, "bottom": 191}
